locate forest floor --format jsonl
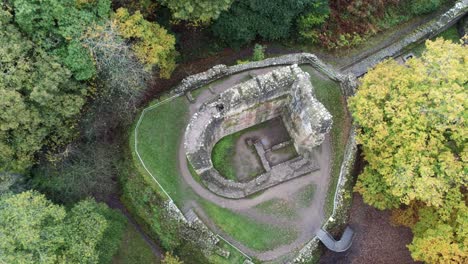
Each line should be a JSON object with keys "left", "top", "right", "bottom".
{"left": 319, "top": 194, "right": 420, "bottom": 264}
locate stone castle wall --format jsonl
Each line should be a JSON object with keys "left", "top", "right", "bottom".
{"left": 185, "top": 65, "right": 332, "bottom": 198}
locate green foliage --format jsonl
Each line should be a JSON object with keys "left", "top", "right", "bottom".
{"left": 212, "top": 0, "right": 322, "bottom": 46}
{"left": 350, "top": 39, "right": 467, "bottom": 263}
{"left": 0, "top": 13, "right": 86, "bottom": 173}
{"left": 0, "top": 173, "right": 23, "bottom": 195}
{"left": 33, "top": 144, "right": 117, "bottom": 206}
{"left": 0, "top": 191, "right": 67, "bottom": 263}
{"left": 9, "top": 0, "right": 111, "bottom": 80}
{"left": 0, "top": 191, "right": 126, "bottom": 264}
{"left": 121, "top": 162, "right": 182, "bottom": 250}
{"left": 112, "top": 224, "right": 161, "bottom": 264}
{"left": 252, "top": 44, "right": 266, "bottom": 61}
{"left": 296, "top": 0, "right": 330, "bottom": 42}
{"left": 408, "top": 0, "right": 443, "bottom": 15}
{"left": 58, "top": 40, "right": 97, "bottom": 81}
{"left": 113, "top": 8, "right": 177, "bottom": 78}
{"left": 160, "top": 0, "right": 234, "bottom": 23}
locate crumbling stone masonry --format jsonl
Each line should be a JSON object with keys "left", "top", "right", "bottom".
{"left": 185, "top": 65, "right": 332, "bottom": 198}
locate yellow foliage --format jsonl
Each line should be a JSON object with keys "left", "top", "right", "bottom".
{"left": 113, "top": 8, "right": 177, "bottom": 78}
{"left": 350, "top": 39, "right": 467, "bottom": 209}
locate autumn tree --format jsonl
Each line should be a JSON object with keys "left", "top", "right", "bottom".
{"left": 0, "top": 191, "right": 126, "bottom": 264}
{"left": 349, "top": 39, "right": 467, "bottom": 263}
{"left": 113, "top": 8, "right": 177, "bottom": 78}
{"left": 160, "top": 0, "right": 234, "bottom": 23}
{"left": 82, "top": 21, "right": 149, "bottom": 105}
{"left": 0, "top": 10, "right": 86, "bottom": 173}
{"left": 162, "top": 252, "right": 184, "bottom": 264}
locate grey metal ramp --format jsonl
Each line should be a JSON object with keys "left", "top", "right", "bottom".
{"left": 316, "top": 226, "right": 355, "bottom": 252}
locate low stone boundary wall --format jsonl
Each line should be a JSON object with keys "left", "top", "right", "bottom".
{"left": 173, "top": 53, "right": 357, "bottom": 97}
{"left": 343, "top": 0, "right": 468, "bottom": 76}
{"left": 291, "top": 129, "right": 357, "bottom": 263}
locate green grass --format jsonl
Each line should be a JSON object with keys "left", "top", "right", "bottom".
{"left": 254, "top": 198, "right": 298, "bottom": 220}
{"left": 211, "top": 121, "right": 267, "bottom": 181}
{"left": 296, "top": 184, "right": 316, "bottom": 208}
{"left": 133, "top": 95, "right": 300, "bottom": 253}
{"left": 200, "top": 200, "right": 298, "bottom": 251}
{"left": 132, "top": 96, "right": 190, "bottom": 203}
{"left": 409, "top": 25, "right": 460, "bottom": 57}
{"left": 206, "top": 240, "right": 248, "bottom": 264}
{"left": 300, "top": 66, "right": 349, "bottom": 217}
{"left": 112, "top": 224, "right": 161, "bottom": 264}
{"left": 211, "top": 133, "right": 238, "bottom": 181}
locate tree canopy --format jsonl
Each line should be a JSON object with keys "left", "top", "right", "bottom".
{"left": 160, "top": 0, "right": 234, "bottom": 23}
{"left": 0, "top": 10, "right": 86, "bottom": 173}
{"left": 0, "top": 191, "right": 126, "bottom": 264}
{"left": 113, "top": 8, "right": 177, "bottom": 78}
{"left": 349, "top": 39, "right": 467, "bottom": 263}
{"left": 212, "top": 0, "right": 327, "bottom": 46}
{"left": 9, "top": 0, "right": 112, "bottom": 80}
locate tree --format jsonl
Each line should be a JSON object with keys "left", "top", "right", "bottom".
{"left": 296, "top": 0, "right": 330, "bottom": 43}
{"left": 8, "top": 0, "right": 111, "bottom": 80}
{"left": 82, "top": 21, "right": 149, "bottom": 105}
{"left": 212, "top": 0, "right": 325, "bottom": 46}
{"left": 0, "top": 191, "right": 126, "bottom": 264}
{"left": 407, "top": 198, "right": 467, "bottom": 263}
{"left": 160, "top": 0, "right": 234, "bottom": 23}
{"left": 162, "top": 252, "right": 184, "bottom": 264}
{"left": 350, "top": 39, "right": 466, "bottom": 209}
{"left": 113, "top": 8, "right": 177, "bottom": 78}
{"left": 0, "top": 11, "right": 86, "bottom": 173}
{"left": 349, "top": 39, "right": 467, "bottom": 263}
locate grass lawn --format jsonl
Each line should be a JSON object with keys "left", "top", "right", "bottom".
{"left": 200, "top": 200, "right": 298, "bottom": 251}
{"left": 132, "top": 96, "right": 190, "bottom": 203}
{"left": 211, "top": 133, "right": 238, "bottom": 181}
{"left": 300, "top": 65, "right": 349, "bottom": 216}
{"left": 255, "top": 198, "right": 298, "bottom": 220}
{"left": 112, "top": 224, "right": 160, "bottom": 264}
{"left": 211, "top": 121, "right": 267, "bottom": 181}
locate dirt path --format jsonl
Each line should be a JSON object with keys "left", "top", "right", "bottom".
{"left": 174, "top": 67, "right": 334, "bottom": 261}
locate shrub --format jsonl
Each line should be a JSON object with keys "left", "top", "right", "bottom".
{"left": 252, "top": 43, "right": 266, "bottom": 61}
{"left": 409, "top": 0, "right": 443, "bottom": 15}
{"left": 212, "top": 0, "right": 322, "bottom": 47}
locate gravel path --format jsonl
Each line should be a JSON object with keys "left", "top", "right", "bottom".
{"left": 176, "top": 67, "right": 334, "bottom": 261}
